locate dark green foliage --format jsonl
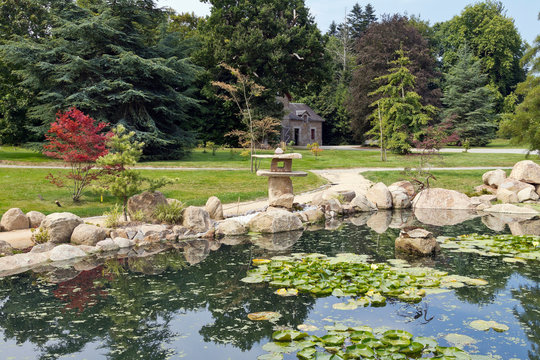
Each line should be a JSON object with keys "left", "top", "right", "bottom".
{"left": 434, "top": 1, "right": 525, "bottom": 98}
{"left": 1, "top": 0, "right": 201, "bottom": 159}
{"left": 441, "top": 46, "right": 497, "bottom": 146}
{"left": 346, "top": 2, "right": 377, "bottom": 40}
{"left": 347, "top": 15, "right": 441, "bottom": 142}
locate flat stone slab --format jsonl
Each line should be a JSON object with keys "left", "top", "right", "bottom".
{"left": 252, "top": 153, "right": 302, "bottom": 159}
{"left": 256, "top": 170, "right": 307, "bottom": 177}
{"left": 0, "top": 229, "right": 33, "bottom": 249}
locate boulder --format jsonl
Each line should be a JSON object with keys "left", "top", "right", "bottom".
{"left": 312, "top": 190, "right": 340, "bottom": 206}
{"left": 0, "top": 252, "right": 49, "bottom": 276}
{"left": 41, "top": 212, "right": 83, "bottom": 244}
{"left": 537, "top": 185, "right": 540, "bottom": 197}
{"left": 0, "top": 240, "right": 13, "bottom": 256}
{"left": 483, "top": 204, "right": 539, "bottom": 215}
{"left": 247, "top": 208, "right": 303, "bottom": 233}
{"left": 481, "top": 215, "right": 507, "bottom": 232}
{"left": 321, "top": 198, "right": 342, "bottom": 214}
{"left": 508, "top": 219, "right": 540, "bottom": 236}
{"left": 216, "top": 219, "right": 247, "bottom": 236}
{"left": 26, "top": 211, "right": 46, "bottom": 228}
{"left": 127, "top": 191, "right": 168, "bottom": 220}
{"left": 482, "top": 169, "right": 506, "bottom": 187}
{"left": 96, "top": 238, "right": 120, "bottom": 252}
{"left": 388, "top": 180, "right": 415, "bottom": 199}
{"left": 205, "top": 196, "right": 224, "bottom": 220}
{"left": 70, "top": 224, "right": 107, "bottom": 246}
{"left": 296, "top": 208, "right": 325, "bottom": 223}
{"left": 390, "top": 189, "right": 411, "bottom": 209}
{"left": 30, "top": 242, "right": 56, "bottom": 253}
{"left": 366, "top": 182, "right": 393, "bottom": 209}
{"left": 337, "top": 190, "right": 357, "bottom": 203}
{"left": 113, "top": 237, "right": 134, "bottom": 248}
{"left": 49, "top": 244, "right": 87, "bottom": 262}
{"left": 350, "top": 194, "right": 377, "bottom": 212}
{"left": 412, "top": 188, "right": 472, "bottom": 210}
{"left": 496, "top": 188, "right": 519, "bottom": 204}
{"left": 366, "top": 211, "right": 391, "bottom": 234}
{"left": 509, "top": 160, "right": 540, "bottom": 184}
{"left": 517, "top": 187, "right": 539, "bottom": 202}
{"left": 395, "top": 228, "right": 440, "bottom": 256}
{"left": 182, "top": 206, "right": 212, "bottom": 233}
{"left": 498, "top": 178, "right": 535, "bottom": 193}
{"left": 414, "top": 208, "right": 477, "bottom": 226}
{"left": 1, "top": 208, "right": 29, "bottom": 231}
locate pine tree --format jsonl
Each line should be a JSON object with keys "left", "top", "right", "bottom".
{"left": 347, "top": 3, "right": 364, "bottom": 40}
{"left": 441, "top": 46, "right": 497, "bottom": 146}
{"left": 368, "top": 49, "right": 436, "bottom": 158}
{"left": 1, "top": 0, "right": 201, "bottom": 159}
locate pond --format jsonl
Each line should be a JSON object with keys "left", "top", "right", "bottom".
{"left": 0, "top": 211, "right": 538, "bottom": 359}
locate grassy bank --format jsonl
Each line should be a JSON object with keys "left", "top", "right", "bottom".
{"left": 0, "top": 168, "right": 326, "bottom": 217}
{"left": 362, "top": 169, "right": 493, "bottom": 194}
{"left": 2, "top": 146, "right": 538, "bottom": 170}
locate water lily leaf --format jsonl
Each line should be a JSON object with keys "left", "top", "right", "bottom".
{"left": 332, "top": 300, "right": 358, "bottom": 310}
{"left": 350, "top": 330, "right": 375, "bottom": 341}
{"left": 257, "top": 353, "right": 283, "bottom": 360}
{"left": 320, "top": 334, "right": 345, "bottom": 346}
{"left": 297, "top": 347, "right": 317, "bottom": 360}
{"left": 275, "top": 288, "right": 298, "bottom": 296}
{"left": 368, "top": 293, "right": 386, "bottom": 306}
{"left": 241, "top": 275, "right": 265, "bottom": 283}
{"left": 399, "top": 341, "right": 424, "bottom": 354}
{"left": 444, "top": 333, "right": 477, "bottom": 347}
{"left": 435, "top": 346, "right": 472, "bottom": 360}
{"left": 414, "top": 336, "right": 437, "bottom": 349}
{"left": 253, "top": 258, "right": 271, "bottom": 265}
{"left": 324, "top": 324, "right": 349, "bottom": 332}
{"left": 469, "top": 320, "right": 509, "bottom": 332}
{"left": 272, "top": 330, "right": 308, "bottom": 342}
{"left": 345, "top": 344, "right": 375, "bottom": 358}
{"left": 297, "top": 324, "right": 319, "bottom": 332}
{"left": 261, "top": 342, "right": 298, "bottom": 353}
{"left": 247, "top": 311, "right": 281, "bottom": 321}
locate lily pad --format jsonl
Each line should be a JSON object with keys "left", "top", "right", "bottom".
{"left": 272, "top": 330, "right": 308, "bottom": 342}
{"left": 444, "top": 333, "right": 477, "bottom": 347}
{"left": 297, "top": 324, "right": 319, "bottom": 332}
{"left": 257, "top": 353, "right": 283, "bottom": 360}
{"left": 469, "top": 320, "right": 509, "bottom": 332}
{"left": 275, "top": 288, "right": 298, "bottom": 296}
{"left": 345, "top": 344, "right": 375, "bottom": 358}
{"left": 247, "top": 311, "right": 281, "bottom": 321}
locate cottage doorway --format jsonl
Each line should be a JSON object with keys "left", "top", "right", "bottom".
{"left": 294, "top": 128, "right": 300, "bottom": 145}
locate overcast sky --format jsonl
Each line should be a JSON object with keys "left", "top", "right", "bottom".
{"left": 155, "top": 0, "right": 538, "bottom": 45}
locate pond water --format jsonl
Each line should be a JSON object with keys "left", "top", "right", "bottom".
{"left": 0, "top": 212, "right": 539, "bottom": 360}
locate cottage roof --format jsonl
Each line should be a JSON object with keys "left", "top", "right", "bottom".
{"left": 284, "top": 103, "right": 324, "bottom": 122}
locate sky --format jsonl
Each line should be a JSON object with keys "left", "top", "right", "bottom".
{"left": 155, "top": 0, "right": 538, "bottom": 45}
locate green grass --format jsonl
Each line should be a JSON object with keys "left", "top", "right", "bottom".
{"left": 362, "top": 169, "right": 496, "bottom": 194}
{"left": 0, "top": 168, "right": 326, "bottom": 217}
{"left": 2, "top": 146, "right": 538, "bottom": 170}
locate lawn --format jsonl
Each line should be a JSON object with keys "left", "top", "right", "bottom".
{"left": 1, "top": 146, "right": 538, "bottom": 169}
{"left": 0, "top": 168, "right": 326, "bottom": 217}
{"left": 362, "top": 169, "right": 497, "bottom": 194}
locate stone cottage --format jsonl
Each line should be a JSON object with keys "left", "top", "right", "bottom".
{"left": 279, "top": 96, "right": 324, "bottom": 146}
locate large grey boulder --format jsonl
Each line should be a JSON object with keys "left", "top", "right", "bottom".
{"left": 216, "top": 219, "right": 247, "bottom": 236}
{"left": 395, "top": 228, "right": 440, "bottom": 256}
{"left": 337, "top": 190, "right": 357, "bottom": 203}
{"left": 509, "top": 160, "right": 540, "bottom": 184}
{"left": 205, "top": 196, "right": 224, "bottom": 220}
{"left": 481, "top": 215, "right": 507, "bottom": 232}
{"left": 350, "top": 194, "right": 377, "bottom": 212}
{"left": 366, "top": 182, "right": 393, "bottom": 209}
{"left": 0, "top": 240, "right": 13, "bottom": 256}
{"left": 388, "top": 180, "right": 415, "bottom": 199}
{"left": 483, "top": 204, "right": 539, "bottom": 215}
{"left": 1, "top": 208, "right": 29, "bottom": 231}
{"left": 96, "top": 238, "right": 120, "bottom": 252}
{"left": 498, "top": 178, "right": 535, "bottom": 193}
{"left": 412, "top": 188, "right": 472, "bottom": 210}
{"left": 41, "top": 212, "right": 83, "bottom": 244}
{"left": 482, "top": 169, "right": 507, "bottom": 187}
{"left": 296, "top": 208, "right": 325, "bottom": 223}
{"left": 389, "top": 189, "right": 411, "bottom": 209}
{"left": 312, "top": 190, "right": 340, "bottom": 206}
{"left": 248, "top": 208, "right": 303, "bottom": 233}
{"left": 127, "top": 191, "right": 168, "bottom": 220}
{"left": 182, "top": 206, "right": 212, "bottom": 233}
{"left": 49, "top": 244, "right": 87, "bottom": 262}
{"left": 517, "top": 187, "right": 539, "bottom": 202}
{"left": 0, "top": 252, "right": 49, "bottom": 276}
{"left": 26, "top": 211, "right": 46, "bottom": 228}
{"left": 496, "top": 188, "right": 519, "bottom": 203}
{"left": 70, "top": 224, "right": 107, "bottom": 246}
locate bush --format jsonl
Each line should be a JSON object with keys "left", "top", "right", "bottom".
{"left": 31, "top": 227, "right": 50, "bottom": 244}
{"left": 103, "top": 204, "right": 122, "bottom": 228}
{"left": 153, "top": 201, "right": 185, "bottom": 224}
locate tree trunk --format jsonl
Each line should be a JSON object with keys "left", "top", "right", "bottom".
{"left": 122, "top": 197, "right": 128, "bottom": 222}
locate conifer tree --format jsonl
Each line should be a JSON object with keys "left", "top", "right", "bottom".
{"left": 441, "top": 46, "right": 497, "bottom": 146}
{"left": 368, "top": 49, "right": 436, "bottom": 158}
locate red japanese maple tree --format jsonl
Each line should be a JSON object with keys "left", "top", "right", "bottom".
{"left": 44, "top": 108, "right": 111, "bottom": 201}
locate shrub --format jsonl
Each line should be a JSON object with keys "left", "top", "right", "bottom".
{"left": 153, "top": 201, "right": 185, "bottom": 224}
{"left": 307, "top": 142, "right": 323, "bottom": 157}
{"left": 31, "top": 227, "right": 50, "bottom": 244}
{"left": 103, "top": 204, "right": 123, "bottom": 228}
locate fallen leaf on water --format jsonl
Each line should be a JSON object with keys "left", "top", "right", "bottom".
{"left": 247, "top": 311, "right": 281, "bottom": 321}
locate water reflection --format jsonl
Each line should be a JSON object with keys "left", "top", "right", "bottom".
{"left": 0, "top": 211, "right": 538, "bottom": 359}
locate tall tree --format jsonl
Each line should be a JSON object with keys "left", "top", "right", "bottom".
{"left": 368, "top": 49, "right": 436, "bottom": 157}
{"left": 347, "top": 15, "right": 441, "bottom": 142}
{"left": 499, "top": 14, "right": 540, "bottom": 152}
{"left": 1, "top": 0, "right": 201, "bottom": 159}
{"left": 441, "top": 46, "right": 497, "bottom": 146}
{"left": 434, "top": 1, "right": 525, "bottom": 98}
